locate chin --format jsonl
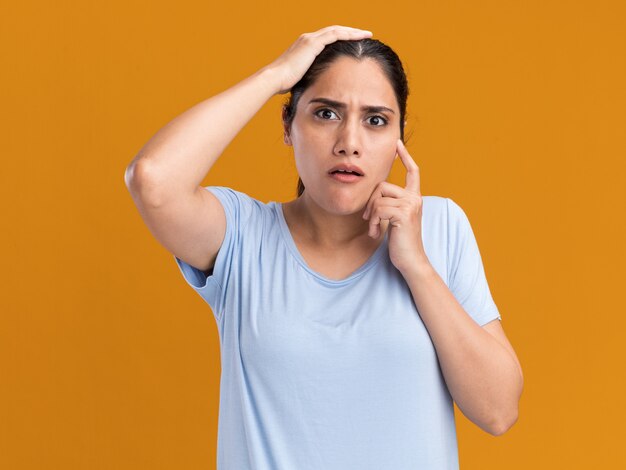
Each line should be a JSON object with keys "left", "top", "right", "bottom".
{"left": 303, "top": 182, "right": 367, "bottom": 214}
{"left": 322, "top": 194, "right": 366, "bottom": 216}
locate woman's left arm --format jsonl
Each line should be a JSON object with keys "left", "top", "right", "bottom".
{"left": 363, "top": 139, "right": 523, "bottom": 436}
{"left": 401, "top": 264, "right": 524, "bottom": 436}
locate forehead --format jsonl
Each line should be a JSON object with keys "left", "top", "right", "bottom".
{"left": 301, "top": 57, "right": 398, "bottom": 110}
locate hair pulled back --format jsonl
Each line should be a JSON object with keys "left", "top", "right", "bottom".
{"left": 282, "top": 38, "right": 410, "bottom": 197}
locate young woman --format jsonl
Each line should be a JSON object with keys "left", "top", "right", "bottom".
{"left": 125, "top": 25, "right": 523, "bottom": 470}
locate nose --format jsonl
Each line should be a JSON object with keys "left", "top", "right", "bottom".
{"left": 333, "top": 117, "right": 361, "bottom": 157}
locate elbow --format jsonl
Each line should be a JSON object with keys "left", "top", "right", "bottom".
{"left": 124, "top": 162, "right": 139, "bottom": 193}
{"left": 125, "top": 158, "right": 153, "bottom": 191}
{"left": 124, "top": 160, "right": 167, "bottom": 207}
{"left": 488, "top": 407, "right": 519, "bottom": 437}
{"left": 124, "top": 158, "right": 145, "bottom": 193}
{"left": 489, "top": 366, "right": 524, "bottom": 436}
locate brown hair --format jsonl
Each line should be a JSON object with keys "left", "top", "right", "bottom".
{"left": 282, "top": 38, "right": 410, "bottom": 197}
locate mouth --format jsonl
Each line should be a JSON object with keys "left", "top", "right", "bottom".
{"left": 328, "top": 164, "right": 364, "bottom": 176}
{"left": 327, "top": 163, "right": 365, "bottom": 184}
{"left": 328, "top": 169, "right": 363, "bottom": 183}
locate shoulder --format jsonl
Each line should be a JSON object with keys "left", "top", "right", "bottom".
{"left": 421, "top": 195, "right": 469, "bottom": 223}
{"left": 202, "top": 186, "right": 278, "bottom": 236}
{"left": 422, "top": 195, "right": 457, "bottom": 221}
{"left": 420, "top": 196, "right": 476, "bottom": 251}
{"left": 203, "top": 186, "right": 272, "bottom": 216}
{"left": 421, "top": 195, "right": 448, "bottom": 211}
{"left": 204, "top": 186, "right": 261, "bottom": 206}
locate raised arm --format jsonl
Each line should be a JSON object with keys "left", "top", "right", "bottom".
{"left": 124, "top": 26, "right": 374, "bottom": 273}
{"left": 123, "top": 66, "right": 280, "bottom": 272}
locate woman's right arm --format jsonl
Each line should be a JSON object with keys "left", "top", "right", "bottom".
{"left": 124, "top": 66, "right": 281, "bottom": 273}
{"left": 124, "top": 26, "right": 373, "bottom": 274}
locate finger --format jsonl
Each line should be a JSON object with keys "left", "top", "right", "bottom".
{"left": 363, "top": 185, "right": 403, "bottom": 219}
{"left": 368, "top": 206, "right": 402, "bottom": 238}
{"left": 362, "top": 186, "right": 381, "bottom": 220}
{"left": 367, "top": 196, "right": 403, "bottom": 219}
{"left": 396, "top": 139, "right": 420, "bottom": 194}
{"left": 366, "top": 199, "right": 403, "bottom": 237}
{"left": 317, "top": 25, "right": 372, "bottom": 35}
{"left": 314, "top": 26, "right": 373, "bottom": 41}
{"left": 363, "top": 182, "right": 405, "bottom": 219}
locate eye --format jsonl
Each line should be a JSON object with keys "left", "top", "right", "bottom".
{"left": 313, "top": 108, "right": 389, "bottom": 127}
{"left": 314, "top": 108, "right": 339, "bottom": 120}
{"left": 367, "top": 115, "right": 388, "bottom": 127}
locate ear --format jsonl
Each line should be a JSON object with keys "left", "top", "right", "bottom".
{"left": 283, "top": 128, "right": 292, "bottom": 146}
{"left": 282, "top": 106, "right": 292, "bottom": 146}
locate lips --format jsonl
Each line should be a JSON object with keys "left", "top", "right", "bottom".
{"left": 328, "top": 163, "right": 364, "bottom": 176}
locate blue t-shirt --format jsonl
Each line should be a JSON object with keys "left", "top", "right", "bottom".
{"left": 174, "top": 186, "right": 501, "bottom": 470}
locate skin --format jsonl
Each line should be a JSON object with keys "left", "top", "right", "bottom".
{"left": 282, "top": 54, "right": 523, "bottom": 435}
{"left": 282, "top": 56, "right": 402, "bottom": 255}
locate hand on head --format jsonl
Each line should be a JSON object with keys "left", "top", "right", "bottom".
{"left": 266, "top": 25, "right": 373, "bottom": 95}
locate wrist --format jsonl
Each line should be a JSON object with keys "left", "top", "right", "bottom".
{"left": 398, "top": 257, "right": 436, "bottom": 283}
{"left": 255, "top": 65, "right": 283, "bottom": 96}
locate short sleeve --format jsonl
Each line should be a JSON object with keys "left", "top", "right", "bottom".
{"left": 446, "top": 198, "right": 501, "bottom": 326}
{"left": 173, "top": 186, "right": 254, "bottom": 320}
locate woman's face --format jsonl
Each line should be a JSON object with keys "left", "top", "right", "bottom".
{"left": 286, "top": 56, "right": 402, "bottom": 216}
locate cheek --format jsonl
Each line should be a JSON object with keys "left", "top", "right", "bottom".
{"left": 381, "top": 159, "right": 395, "bottom": 181}
{"left": 292, "top": 151, "right": 319, "bottom": 187}
{"left": 375, "top": 144, "right": 398, "bottom": 174}
{"left": 291, "top": 138, "right": 327, "bottom": 177}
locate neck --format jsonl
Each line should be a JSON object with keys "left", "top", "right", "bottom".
{"left": 287, "top": 192, "right": 375, "bottom": 249}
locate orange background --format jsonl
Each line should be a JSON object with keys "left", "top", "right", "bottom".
{"left": 2, "top": 0, "right": 625, "bottom": 468}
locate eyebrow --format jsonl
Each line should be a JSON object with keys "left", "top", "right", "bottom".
{"left": 307, "top": 97, "right": 396, "bottom": 115}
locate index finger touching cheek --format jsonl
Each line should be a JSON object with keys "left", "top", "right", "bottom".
{"left": 397, "top": 139, "right": 420, "bottom": 194}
